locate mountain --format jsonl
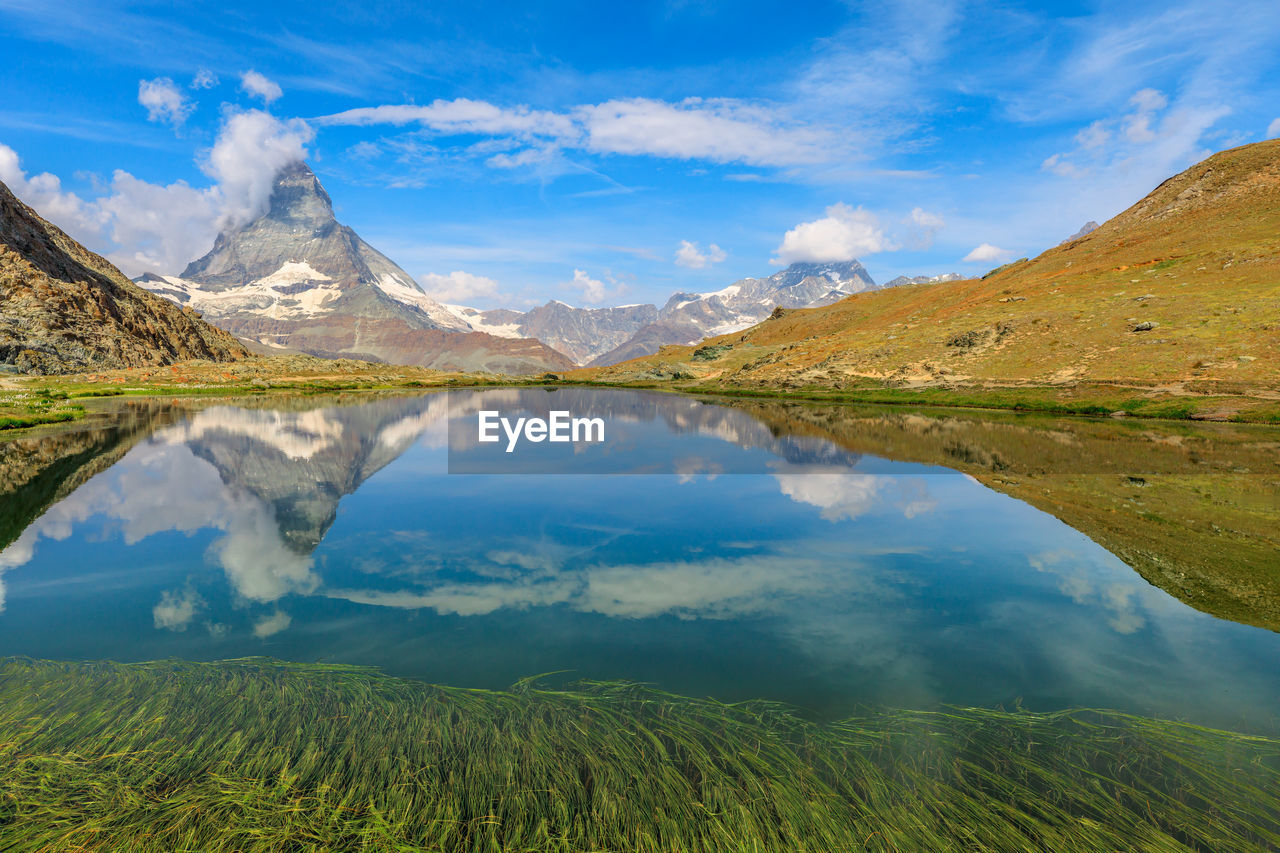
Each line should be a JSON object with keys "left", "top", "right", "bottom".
{"left": 0, "top": 179, "right": 247, "bottom": 375}
{"left": 446, "top": 301, "right": 658, "bottom": 365}
{"left": 587, "top": 260, "right": 877, "bottom": 366}
{"left": 1064, "top": 221, "right": 1100, "bottom": 242}
{"left": 168, "top": 396, "right": 447, "bottom": 552}
{"left": 136, "top": 163, "right": 573, "bottom": 375}
{"left": 882, "top": 273, "right": 963, "bottom": 287}
{"left": 584, "top": 139, "right": 1280, "bottom": 390}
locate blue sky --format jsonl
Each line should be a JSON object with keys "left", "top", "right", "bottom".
{"left": 1, "top": 0, "right": 1278, "bottom": 309}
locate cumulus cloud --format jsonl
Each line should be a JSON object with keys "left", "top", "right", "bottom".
{"left": 1268, "top": 118, "right": 1280, "bottom": 139}
{"left": 0, "top": 147, "right": 213, "bottom": 274}
{"left": 0, "top": 144, "right": 107, "bottom": 244}
{"left": 201, "top": 109, "right": 314, "bottom": 230}
{"left": 562, "top": 268, "right": 628, "bottom": 304}
{"left": 96, "top": 171, "right": 221, "bottom": 276}
{"left": 240, "top": 70, "right": 283, "bottom": 104}
{"left": 772, "top": 468, "right": 937, "bottom": 522}
{"left": 154, "top": 587, "right": 203, "bottom": 631}
{"left": 674, "top": 240, "right": 727, "bottom": 269}
{"left": 419, "top": 271, "right": 501, "bottom": 303}
{"left": 1, "top": 107, "right": 313, "bottom": 275}
{"left": 0, "top": 441, "right": 317, "bottom": 606}
{"left": 773, "top": 203, "right": 896, "bottom": 265}
{"left": 253, "top": 610, "right": 292, "bottom": 638}
{"left": 963, "top": 243, "right": 1012, "bottom": 263}
{"left": 138, "top": 77, "right": 194, "bottom": 127}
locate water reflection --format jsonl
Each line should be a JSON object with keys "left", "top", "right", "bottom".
{"left": 0, "top": 389, "right": 1277, "bottom": 733}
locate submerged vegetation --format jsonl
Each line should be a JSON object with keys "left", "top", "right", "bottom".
{"left": 1, "top": 658, "right": 1277, "bottom": 852}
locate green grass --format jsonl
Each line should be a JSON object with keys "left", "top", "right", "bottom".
{"left": 0, "top": 388, "right": 85, "bottom": 431}
{"left": 632, "top": 382, "right": 1280, "bottom": 423}
{"left": 1, "top": 658, "right": 1277, "bottom": 851}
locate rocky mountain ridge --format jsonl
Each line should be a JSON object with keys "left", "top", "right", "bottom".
{"left": 448, "top": 301, "right": 659, "bottom": 365}
{"left": 585, "top": 259, "right": 879, "bottom": 366}
{"left": 136, "top": 163, "right": 572, "bottom": 375}
{"left": 0, "top": 178, "right": 247, "bottom": 375}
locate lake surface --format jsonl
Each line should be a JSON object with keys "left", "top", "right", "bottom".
{"left": 2, "top": 388, "right": 1278, "bottom": 733}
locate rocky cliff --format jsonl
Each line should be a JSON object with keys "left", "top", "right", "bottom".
{"left": 0, "top": 179, "right": 247, "bottom": 374}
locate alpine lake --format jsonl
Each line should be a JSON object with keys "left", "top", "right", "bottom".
{"left": 2, "top": 387, "right": 1278, "bottom": 851}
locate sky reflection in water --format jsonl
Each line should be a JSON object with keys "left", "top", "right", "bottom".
{"left": 0, "top": 389, "right": 1277, "bottom": 732}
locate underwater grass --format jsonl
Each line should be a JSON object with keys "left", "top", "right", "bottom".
{"left": 0, "top": 658, "right": 1277, "bottom": 852}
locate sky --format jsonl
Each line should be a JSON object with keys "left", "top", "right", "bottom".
{"left": 1, "top": 0, "right": 1278, "bottom": 310}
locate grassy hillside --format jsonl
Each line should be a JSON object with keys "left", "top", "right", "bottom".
{"left": 581, "top": 140, "right": 1280, "bottom": 404}
{"left": 719, "top": 399, "right": 1280, "bottom": 632}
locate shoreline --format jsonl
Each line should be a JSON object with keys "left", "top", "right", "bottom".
{"left": 5, "top": 359, "right": 1280, "bottom": 435}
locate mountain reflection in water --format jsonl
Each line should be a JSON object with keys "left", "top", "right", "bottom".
{"left": 0, "top": 389, "right": 1277, "bottom": 733}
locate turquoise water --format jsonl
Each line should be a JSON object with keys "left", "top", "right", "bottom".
{"left": 1, "top": 389, "right": 1277, "bottom": 731}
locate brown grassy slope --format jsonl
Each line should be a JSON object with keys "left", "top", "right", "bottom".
{"left": 0, "top": 179, "right": 248, "bottom": 374}
{"left": 724, "top": 399, "right": 1280, "bottom": 632}
{"left": 582, "top": 140, "right": 1280, "bottom": 392}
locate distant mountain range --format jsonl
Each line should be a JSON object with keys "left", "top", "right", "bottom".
{"left": 123, "top": 159, "right": 963, "bottom": 372}
{"left": 447, "top": 260, "right": 962, "bottom": 366}
{"left": 135, "top": 163, "right": 573, "bottom": 375}
{"left": 0, "top": 177, "right": 245, "bottom": 374}
{"left": 587, "top": 139, "right": 1280, "bottom": 391}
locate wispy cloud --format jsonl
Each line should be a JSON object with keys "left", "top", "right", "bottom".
{"left": 317, "top": 96, "right": 832, "bottom": 169}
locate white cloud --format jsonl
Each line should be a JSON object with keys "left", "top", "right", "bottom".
{"left": 963, "top": 242, "right": 1012, "bottom": 263}
{"left": 138, "top": 77, "right": 194, "bottom": 127}
{"left": 904, "top": 207, "right": 945, "bottom": 249}
{"left": 1040, "top": 152, "right": 1088, "bottom": 178}
{"left": 674, "top": 240, "right": 727, "bottom": 269}
{"left": 253, "top": 610, "right": 292, "bottom": 638}
{"left": 1124, "top": 88, "right": 1169, "bottom": 143}
{"left": 1, "top": 108, "right": 313, "bottom": 276}
{"left": 774, "top": 472, "right": 883, "bottom": 521}
{"left": 1075, "top": 121, "right": 1111, "bottom": 150}
{"left": 192, "top": 68, "right": 219, "bottom": 89}
{"left": 579, "top": 98, "right": 826, "bottom": 166}
{"left": 773, "top": 203, "right": 896, "bottom": 265}
{"left": 0, "top": 441, "right": 317, "bottom": 608}
{"left": 1039, "top": 88, "right": 1230, "bottom": 194}
{"left": 568, "top": 268, "right": 609, "bottom": 303}
{"left": 0, "top": 144, "right": 107, "bottom": 244}
{"left": 96, "top": 170, "right": 221, "bottom": 277}
{"left": 419, "top": 270, "right": 501, "bottom": 303}
{"left": 318, "top": 96, "right": 829, "bottom": 168}
{"left": 909, "top": 207, "right": 944, "bottom": 229}
{"left": 240, "top": 70, "right": 283, "bottom": 104}
{"left": 153, "top": 587, "right": 203, "bottom": 631}
{"left": 201, "top": 109, "right": 314, "bottom": 230}
{"left": 1268, "top": 118, "right": 1280, "bottom": 139}
{"left": 317, "top": 98, "right": 577, "bottom": 141}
